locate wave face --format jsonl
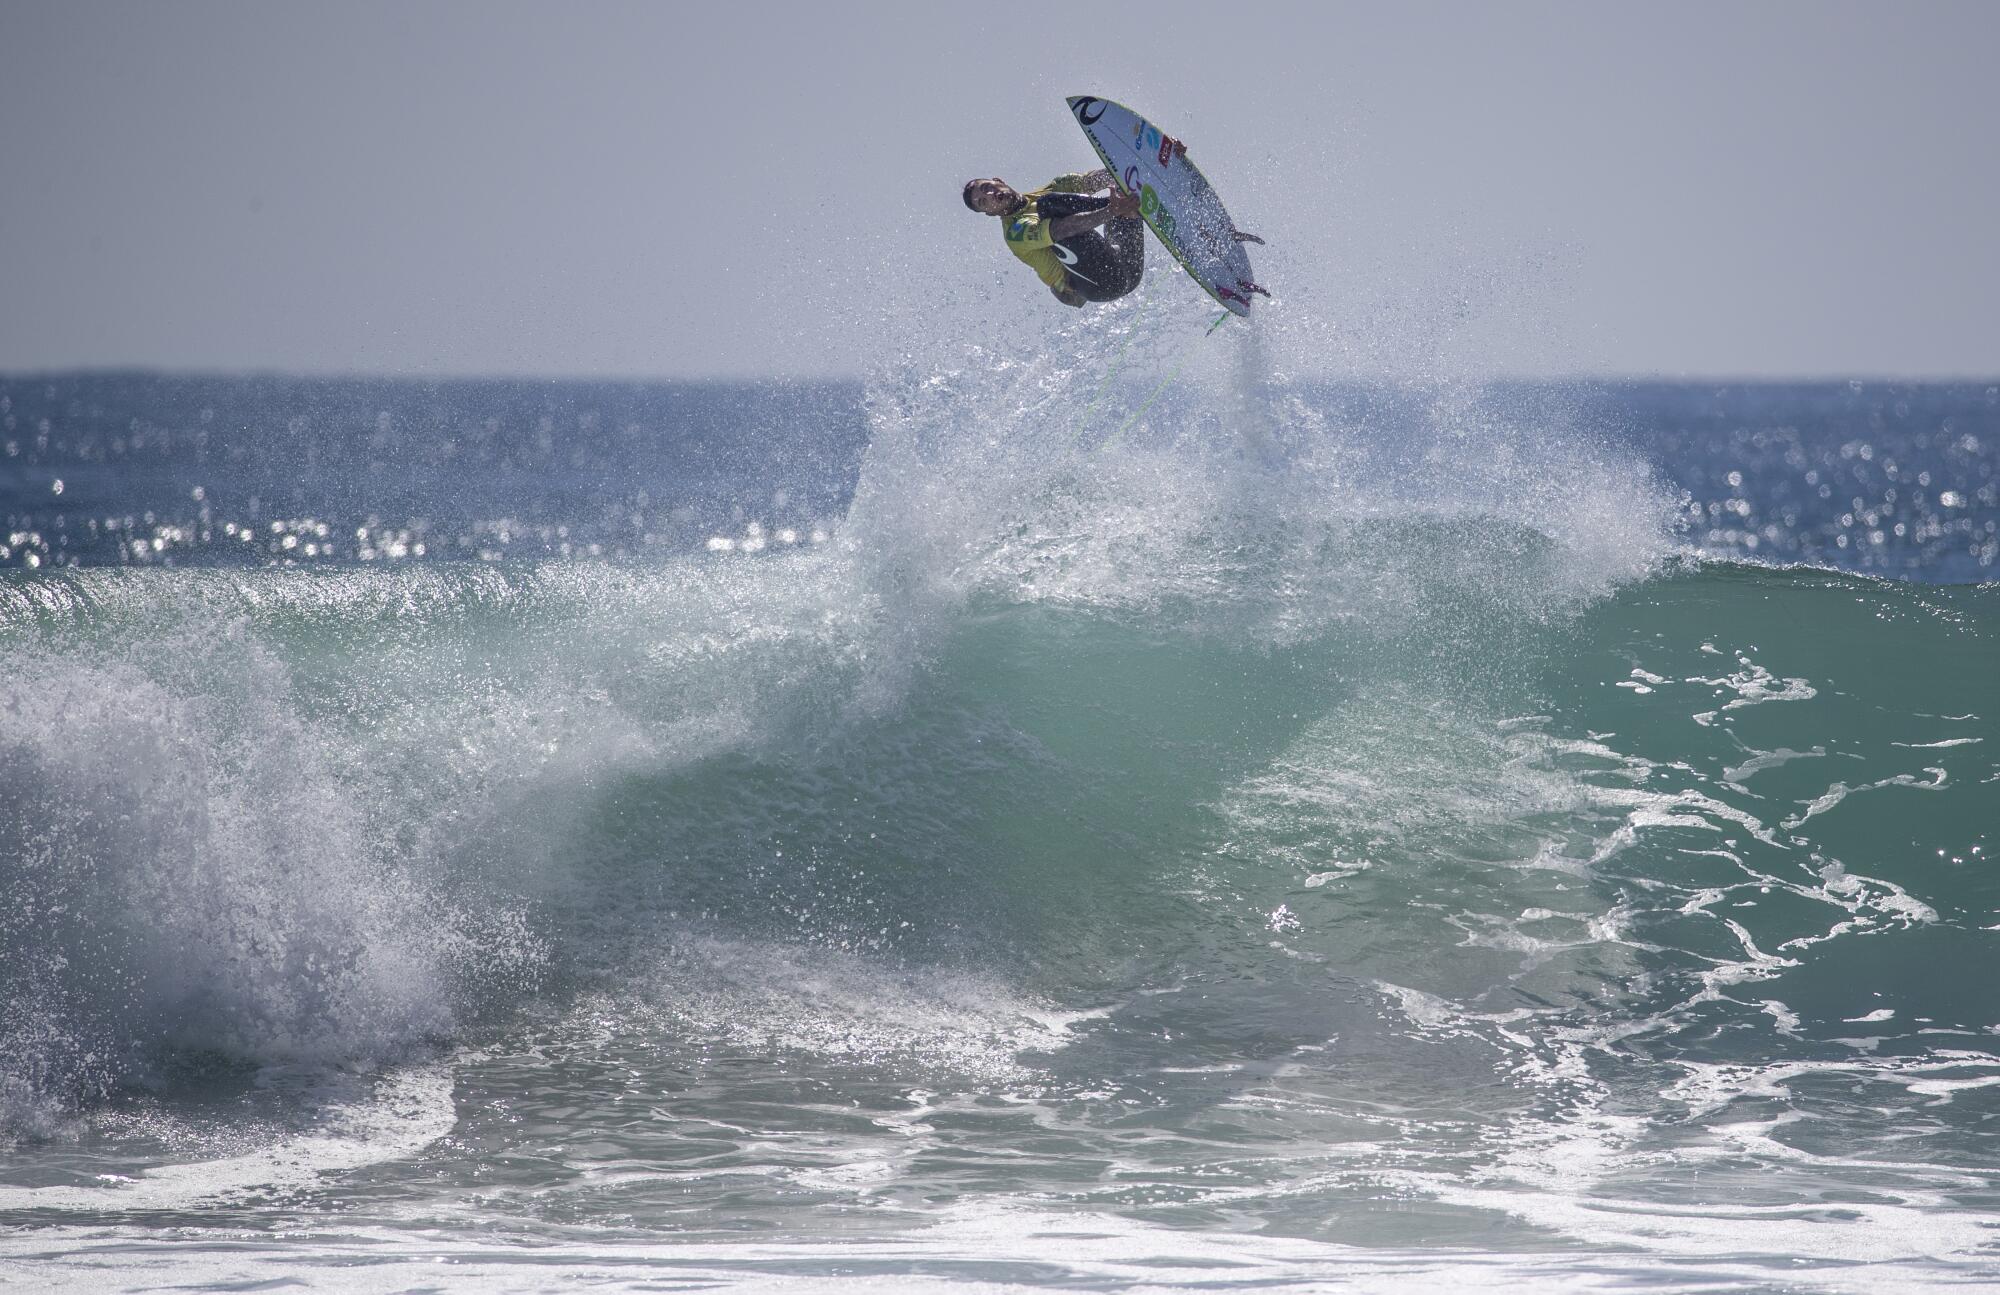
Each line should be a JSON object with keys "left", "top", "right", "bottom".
{"left": 0, "top": 349, "right": 1995, "bottom": 1290}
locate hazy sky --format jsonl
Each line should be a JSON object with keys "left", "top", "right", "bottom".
{"left": 2, "top": 1, "right": 1995, "bottom": 379}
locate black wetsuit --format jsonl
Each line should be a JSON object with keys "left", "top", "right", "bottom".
{"left": 1036, "top": 192, "right": 1147, "bottom": 302}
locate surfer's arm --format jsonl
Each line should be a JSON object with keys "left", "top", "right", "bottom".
{"left": 1044, "top": 189, "right": 1139, "bottom": 240}
{"left": 1045, "top": 170, "right": 1114, "bottom": 194}
{"left": 1048, "top": 202, "right": 1111, "bottom": 241}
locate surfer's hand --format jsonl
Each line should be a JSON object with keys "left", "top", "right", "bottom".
{"left": 1108, "top": 189, "right": 1140, "bottom": 219}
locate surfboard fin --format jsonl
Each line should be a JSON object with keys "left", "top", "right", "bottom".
{"left": 1231, "top": 229, "right": 1265, "bottom": 246}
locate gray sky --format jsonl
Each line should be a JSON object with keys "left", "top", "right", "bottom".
{"left": 2, "top": 0, "right": 1995, "bottom": 379}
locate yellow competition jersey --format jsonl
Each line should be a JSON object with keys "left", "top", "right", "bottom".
{"left": 1003, "top": 173, "right": 1102, "bottom": 291}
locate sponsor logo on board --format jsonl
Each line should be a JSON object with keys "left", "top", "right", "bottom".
{"left": 1071, "top": 97, "right": 1107, "bottom": 125}
{"left": 1136, "top": 184, "right": 1177, "bottom": 241}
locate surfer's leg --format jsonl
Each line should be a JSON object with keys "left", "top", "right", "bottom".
{"left": 1103, "top": 216, "right": 1146, "bottom": 295}
{"left": 1061, "top": 220, "right": 1146, "bottom": 302}
{"left": 1055, "top": 232, "right": 1134, "bottom": 303}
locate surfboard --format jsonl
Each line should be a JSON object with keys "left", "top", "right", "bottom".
{"left": 1066, "top": 95, "right": 1265, "bottom": 317}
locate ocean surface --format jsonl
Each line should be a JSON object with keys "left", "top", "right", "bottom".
{"left": 1, "top": 319, "right": 1996, "bottom": 1291}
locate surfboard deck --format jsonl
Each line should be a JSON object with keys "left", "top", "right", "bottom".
{"left": 1066, "top": 95, "right": 1262, "bottom": 317}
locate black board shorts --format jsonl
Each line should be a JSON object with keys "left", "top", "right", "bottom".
{"left": 1051, "top": 216, "right": 1146, "bottom": 303}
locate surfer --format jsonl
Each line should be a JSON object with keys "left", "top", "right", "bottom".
{"left": 963, "top": 170, "right": 1147, "bottom": 308}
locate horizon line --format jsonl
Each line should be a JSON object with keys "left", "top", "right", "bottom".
{"left": 5, "top": 366, "right": 1999, "bottom": 388}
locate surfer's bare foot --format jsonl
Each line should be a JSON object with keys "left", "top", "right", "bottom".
{"left": 1232, "top": 229, "right": 1264, "bottom": 245}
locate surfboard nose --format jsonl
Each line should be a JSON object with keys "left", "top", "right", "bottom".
{"left": 1067, "top": 95, "right": 1111, "bottom": 126}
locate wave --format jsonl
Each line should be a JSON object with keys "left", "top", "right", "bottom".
{"left": 0, "top": 320, "right": 1992, "bottom": 1159}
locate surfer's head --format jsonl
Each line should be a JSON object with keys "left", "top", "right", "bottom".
{"left": 962, "top": 178, "right": 1019, "bottom": 216}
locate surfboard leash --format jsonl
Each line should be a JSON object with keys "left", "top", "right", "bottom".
{"left": 1095, "top": 309, "right": 1232, "bottom": 451}
{"left": 1072, "top": 320, "right": 1145, "bottom": 444}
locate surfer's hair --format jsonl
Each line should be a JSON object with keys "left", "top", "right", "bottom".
{"left": 962, "top": 180, "right": 981, "bottom": 211}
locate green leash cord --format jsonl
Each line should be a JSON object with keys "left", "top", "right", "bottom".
{"left": 1095, "top": 309, "right": 1232, "bottom": 452}
{"left": 1071, "top": 321, "right": 1144, "bottom": 442}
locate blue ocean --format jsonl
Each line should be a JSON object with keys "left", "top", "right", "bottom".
{"left": 0, "top": 315, "right": 1995, "bottom": 1291}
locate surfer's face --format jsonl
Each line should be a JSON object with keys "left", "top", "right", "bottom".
{"left": 963, "top": 178, "right": 1017, "bottom": 216}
